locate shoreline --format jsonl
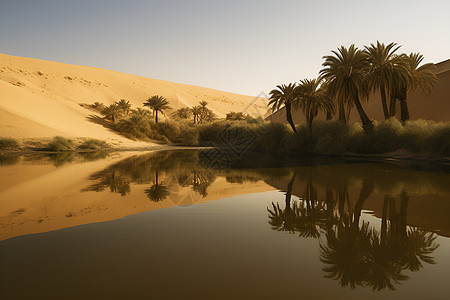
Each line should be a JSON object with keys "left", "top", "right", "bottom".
{"left": 2, "top": 144, "right": 449, "bottom": 168}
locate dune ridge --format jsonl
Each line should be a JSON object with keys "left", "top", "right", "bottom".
{"left": 0, "top": 53, "right": 268, "bottom": 144}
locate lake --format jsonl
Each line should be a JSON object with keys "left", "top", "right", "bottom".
{"left": 1, "top": 150, "right": 450, "bottom": 299}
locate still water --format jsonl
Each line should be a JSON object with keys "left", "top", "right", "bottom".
{"left": 1, "top": 150, "right": 450, "bottom": 299}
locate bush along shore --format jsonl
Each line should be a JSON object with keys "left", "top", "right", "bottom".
{"left": 0, "top": 137, "right": 110, "bottom": 152}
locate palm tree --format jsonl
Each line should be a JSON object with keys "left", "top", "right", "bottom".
{"left": 392, "top": 53, "right": 438, "bottom": 123}
{"left": 91, "top": 101, "right": 106, "bottom": 112}
{"left": 143, "top": 95, "right": 171, "bottom": 123}
{"left": 117, "top": 99, "right": 131, "bottom": 115}
{"left": 131, "top": 107, "right": 150, "bottom": 118}
{"left": 297, "top": 78, "right": 334, "bottom": 137}
{"left": 320, "top": 45, "right": 374, "bottom": 134}
{"left": 101, "top": 103, "right": 123, "bottom": 122}
{"left": 119, "top": 115, "right": 146, "bottom": 137}
{"left": 364, "top": 41, "right": 402, "bottom": 119}
{"left": 191, "top": 105, "right": 202, "bottom": 124}
{"left": 197, "top": 101, "right": 215, "bottom": 124}
{"left": 268, "top": 83, "right": 299, "bottom": 134}
{"left": 172, "top": 107, "right": 192, "bottom": 119}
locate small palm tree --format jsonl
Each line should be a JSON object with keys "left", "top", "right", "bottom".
{"left": 143, "top": 95, "right": 171, "bottom": 123}
{"left": 172, "top": 107, "right": 192, "bottom": 119}
{"left": 191, "top": 105, "right": 202, "bottom": 124}
{"left": 297, "top": 78, "right": 334, "bottom": 137}
{"left": 131, "top": 107, "right": 150, "bottom": 118}
{"left": 119, "top": 115, "right": 146, "bottom": 137}
{"left": 320, "top": 45, "right": 374, "bottom": 134}
{"left": 364, "top": 41, "right": 402, "bottom": 119}
{"left": 102, "top": 103, "right": 123, "bottom": 122}
{"left": 226, "top": 111, "right": 246, "bottom": 121}
{"left": 268, "top": 83, "right": 299, "bottom": 134}
{"left": 117, "top": 99, "right": 131, "bottom": 115}
{"left": 91, "top": 101, "right": 106, "bottom": 112}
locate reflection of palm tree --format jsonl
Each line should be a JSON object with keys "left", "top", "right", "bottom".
{"left": 145, "top": 170, "right": 169, "bottom": 202}
{"left": 320, "top": 222, "right": 372, "bottom": 289}
{"left": 319, "top": 180, "right": 374, "bottom": 289}
{"left": 192, "top": 170, "right": 215, "bottom": 198}
{"left": 267, "top": 172, "right": 298, "bottom": 233}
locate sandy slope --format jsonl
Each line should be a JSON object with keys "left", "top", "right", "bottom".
{"left": 266, "top": 59, "right": 450, "bottom": 124}
{"left": 0, "top": 53, "right": 269, "bottom": 144}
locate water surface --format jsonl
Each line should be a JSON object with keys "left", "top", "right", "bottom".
{"left": 1, "top": 150, "right": 449, "bottom": 299}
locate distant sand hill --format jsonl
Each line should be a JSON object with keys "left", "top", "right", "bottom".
{"left": 0, "top": 53, "right": 269, "bottom": 144}
{"left": 266, "top": 59, "right": 450, "bottom": 124}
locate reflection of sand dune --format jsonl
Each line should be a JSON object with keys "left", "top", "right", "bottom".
{"left": 0, "top": 152, "right": 273, "bottom": 241}
{"left": 0, "top": 53, "right": 268, "bottom": 142}
{"left": 266, "top": 59, "right": 450, "bottom": 124}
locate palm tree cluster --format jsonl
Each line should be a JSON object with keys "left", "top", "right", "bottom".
{"left": 270, "top": 41, "right": 438, "bottom": 135}
{"left": 99, "top": 99, "right": 131, "bottom": 122}
{"left": 191, "top": 101, "right": 216, "bottom": 124}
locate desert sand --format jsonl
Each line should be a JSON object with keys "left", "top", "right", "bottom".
{"left": 0, "top": 53, "right": 269, "bottom": 147}
{"left": 266, "top": 59, "right": 450, "bottom": 124}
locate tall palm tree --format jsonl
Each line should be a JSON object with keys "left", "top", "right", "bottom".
{"left": 364, "top": 41, "right": 402, "bottom": 119}
{"left": 320, "top": 45, "right": 374, "bottom": 134}
{"left": 102, "top": 103, "right": 123, "bottom": 122}
{"left": 117, "top": 99, "right": 131, "bottom": 115}
{"left": 268, "top": 83, "right": 299, "bottom": 134}
{"left": 143, "top": 95, "right": 171, "bottom": 123}
{"left": 297, "top": 78, "right": 334, "bottom": 137}
{"left": 392, "top": 53, "right": 438, "bottom": 123}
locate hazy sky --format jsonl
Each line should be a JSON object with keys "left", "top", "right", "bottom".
{"left": 1, "top": 0, "right": 449, "bottom": 96}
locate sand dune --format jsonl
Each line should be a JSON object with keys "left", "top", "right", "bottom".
{"left": 0, "top": 53, "right": 268, "bottom": 144}
{"left": 266, "top": 59, "right": 450, "bottom": 124}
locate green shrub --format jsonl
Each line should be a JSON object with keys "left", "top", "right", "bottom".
{"left": 0, "top": 137, "right": 19, "bottom": 150}
{"left": 78, "top": 139, "right": 109, "bottom": 151}
{"left": 47, "top": 136, "right": 75, "bottom": 151}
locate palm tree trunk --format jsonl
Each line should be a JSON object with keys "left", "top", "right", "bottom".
{"left": 353, "top": 94, "right": 374, "bottom": 134}
{"left": 308, "top": 117, "right": 313, "bottom": 138}
{"left": 155, "top": 110, "right": 159, "bottom": 123}
{"left": 285, "top": 104, "right": 297, "bottom": 134}
{"left": 400, "top": 99, "right": 410, "bottom": 124}
{"left": 380, "top": 84, "right": 389, "bottom": 119}
{"left": 389, "top": 97, "right": 397, "bottom": 117}
{"left": 338, "top": 102, "right": 346, "bottom": 124}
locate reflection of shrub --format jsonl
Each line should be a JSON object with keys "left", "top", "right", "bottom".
{"left": 0, "top": 137, "right": 19, "bottom": 150}
{"left": 78, "top": 139, "right": 109, "bottom": 151}
{"left": 47, "top": 136, "right": 75, "bottom": 151}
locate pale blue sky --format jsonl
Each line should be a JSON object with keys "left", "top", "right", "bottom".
{"left": 1, "top": 0, "right": 449, "bottom": 96}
